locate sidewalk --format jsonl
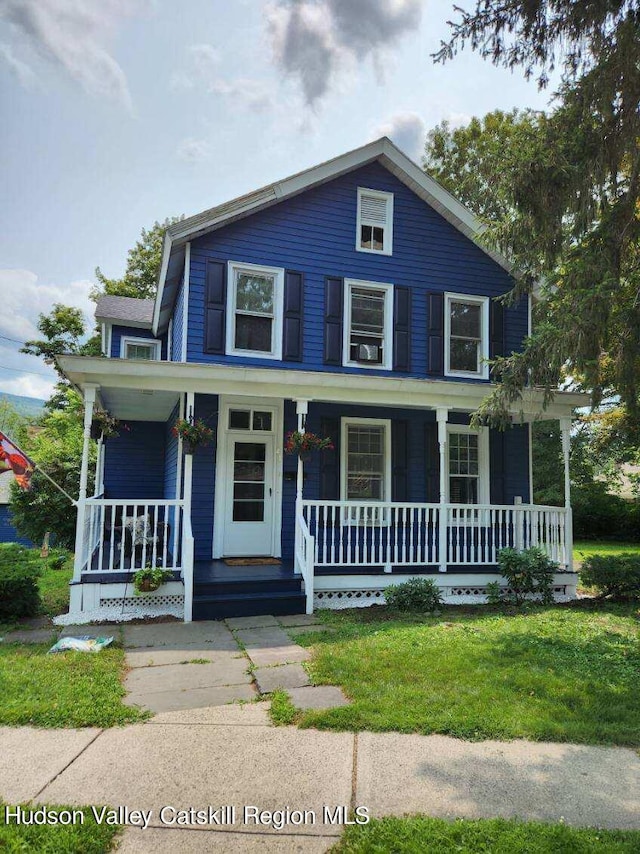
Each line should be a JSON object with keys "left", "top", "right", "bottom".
{"left": 1, "top": 618, "right": 639, "bottom": 851}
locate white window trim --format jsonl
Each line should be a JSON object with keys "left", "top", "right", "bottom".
{"left": 356, "top": 187, "right": 394, "bottom": 256}
{"left": 120, "top": 335, "right": 161, "bottom": 361}
{"left": 340, "top": 417, "right": 392, "bottom": 510}
{"left": 225, "top": 261, "right": 284, "bottom": 361}
{"left": 444, "top": 292, "right": 490, "bottom": 380}
{"left": 446, "top": 424, "right": 490, "bottom": 505}
{"left": 342, "top": 279, "right": 394, "bottom": 371}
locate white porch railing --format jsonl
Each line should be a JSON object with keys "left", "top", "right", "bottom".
{"left": 301, "top": 501, "right": 570, "bottom": 570}
{"left": 79, "top": 498, "right": 186, "bottom": 574}
{"left": 294, "top": 508, "right": 315, "bottom": 614}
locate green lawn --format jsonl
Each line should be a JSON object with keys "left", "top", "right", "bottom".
{"left": 333, "top": 816, "right": 640, "bottom": 853}
{"left": 0, "top": 643, "right": 146, "bottom": 728}
{"left": 574, "top": 541, "right": 640, "bottom": 560}
{"left": 294, "top": 603, "right": 640, "bottom": 745}
{"left": 0, "top": 802, "right": 120, "bottom": 853}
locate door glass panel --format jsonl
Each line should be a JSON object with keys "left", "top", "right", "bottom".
{"left": 233, "top": 442, "right": 266, "bottom": 522}
{"left": 252, "top": 411, "right": 272, "bottom": 431}
{"left": 229, "top": 409, "right": 251, "bottom": 430}
{"left": 235, "top": 315, "right": 272, "bottom": 352}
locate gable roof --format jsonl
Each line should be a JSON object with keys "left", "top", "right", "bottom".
{"left": 96, "top": 296, "right": 154, "bottom": 328}
{"left": 153, "top": 136, "right": 512, "bottom": 334}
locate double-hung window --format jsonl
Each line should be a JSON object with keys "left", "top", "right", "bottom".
{"left": 343, "top": 279, "right": 393, "bottom": 369}
{"left": 120, "top": 337, "right": 161, "bottom": 360}
{"left": 444, "top": 293, "right": 489, "bottom": 379}
{"left": 227, "top": 262, "right": 284, "bottom": 359}
{"left": 341, "top": 418, "right": 391, "bottom": 522}
{"left": 356, "top": 188, "right": 393, "bottom": 255}
{"left": 447, "top": 426, "right": 489, "bottom": 506}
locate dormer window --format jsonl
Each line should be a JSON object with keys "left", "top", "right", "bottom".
{"left": 356, "top": 188, "right": 393, "bottom": 255}
{"left": 120, "top": 336, "right": 161, "bottom": 360}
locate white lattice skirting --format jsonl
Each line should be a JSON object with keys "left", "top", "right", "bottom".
{"left": 100, "top": 594, "right": 185, "bottom": 609}
{"left": 315, "top": 585, "right": 569, "bottom": 609}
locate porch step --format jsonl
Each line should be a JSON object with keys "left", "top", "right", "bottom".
{"left": 192, "top": 591, "right": 306, "bottom": 620}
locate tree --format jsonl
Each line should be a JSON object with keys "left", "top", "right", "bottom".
{"left": 9, "top": 387, "right": 94, "bottom": 548}
{"left": 92, "top": 217, "right": 183, "bottom": 302}
{"left": 433, "top": 1, "right": 640, "bottom": 438}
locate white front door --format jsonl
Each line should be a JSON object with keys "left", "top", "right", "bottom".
{"left": 216, "top": 401, "right": 281, "bottom": 558}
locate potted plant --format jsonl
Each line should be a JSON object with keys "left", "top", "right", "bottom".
{"left": 284, "top": 430, "right": 334, "bottom": 461}
{"left": 172, "top": 417, "right": 215, "bottom": 454}
{"left": 91, "top": 408, "right": 128, "bottom": 440}
{"left": 132, "top": 566, "right": 174, "bottom": 595}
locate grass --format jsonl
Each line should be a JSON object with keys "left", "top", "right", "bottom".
{"left": 333, "top": 816, "right": 640, "bottom": 853}
{"left": 269, "top": 689, "right": 299, "bottom": 725}
{"left": 574, "top": 541, "right": 640, "bottom": 561}
{"left": 0, "top": 643, "right": 147, "bottom": 728}
{"left": 295, "top": 602, "right": 640, "bottom": 745}
{"left": 0, "top": 544, "right": 72, "bottom": 632}
{"left": 0, "top": 802, "right": 121, "bottom": 853}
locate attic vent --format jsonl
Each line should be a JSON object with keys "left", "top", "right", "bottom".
{"left": 357, "top": 188, "right": 393, "bottom": 255}
{"left": 360, "top": 194, "right": 387, "bottom": 224}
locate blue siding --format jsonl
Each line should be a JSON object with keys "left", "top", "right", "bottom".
{"left": 191, "top": 395, "right": 218, "bottom": 560}
{"left": 103, "top": 422, "right": 165, "bottom": 499}
{"left": 110, "top": 325, "right": 168, "bottom": 360}
{"left": 0, "top": 505, "right": 33, "bottom": 546}
{"left": 164, "top": 403, "right": 180, "bottom": 500}
{"left": 171, "top": 279, "right": 185, "bottom": 361}
{"left": 187, "top": 161, "right": 526, "bottom": 378}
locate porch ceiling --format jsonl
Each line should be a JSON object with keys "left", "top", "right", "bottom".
{"left": 98, "top": 387, "right": 180, "bottom": 422}
{"left": 57, "top": 355, "right": 586, "bottom": 420}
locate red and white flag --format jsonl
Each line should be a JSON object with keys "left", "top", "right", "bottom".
{"left": 0, "top": 432, "right": 35, "bottom": 491}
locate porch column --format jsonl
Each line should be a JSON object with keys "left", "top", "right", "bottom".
{"left": 72, "top": 384, "right": 97, "bottom": 583}
{"left": 183, "top": 392, "right": 195, "bottom": 622}
{"left": 560, "top": 416, "right": 574, "bottom": 572}
{"left": 295, "top": 400, "right": 309, "bottom": 507}
{"left": 436, "top": 407, "right": 448, "bottom": 573}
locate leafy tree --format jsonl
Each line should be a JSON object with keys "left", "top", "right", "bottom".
{"left": 92, "top": 217, "right": 183, "bottom": 302}
{"left": 433, "top": 1, "right": 640, "bottom": 438}
{"left": 9, "top": 388, "right": 94, "bottom": 548}
{"left": 0, "top": 398, "right": 28, "bottom": 441}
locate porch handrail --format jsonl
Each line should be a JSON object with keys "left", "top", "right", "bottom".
{"left": 182, "top": 510, "right": 195, "bottom": 623}
{"left": 301, "top": 500, "right": 569, "bottom": 569}
{"left": 295, "top": 509, "right": 315, "bottom": 614}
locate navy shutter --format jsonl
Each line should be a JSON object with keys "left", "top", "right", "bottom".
{"left": 393, "top": 287, "right": 411, "bottom": 372}
{"left": 204, "top": 259, "right": 226, "bottom": 354}
{"left": 427, "top": 292, "right": 444, "bottom": 375}
{"left": 391, "top": 420, "right": 409, "bottom": 501}
{"left": 425, "top": 421, "right": 439, "bottom": 502}
{"left": 490, "top": 429, "right": 506, "bottom": 504}
{"left": 490, "top": 299, "right": 504, "bottom": 360}
{"left": 283, "top": 270, "right": 304, "bottom": 361}
{"left": 319, "top": 417, "right": 340, "bottom": 500}
{"left": 324, "top": 277, "right": 343, "bottom": 365}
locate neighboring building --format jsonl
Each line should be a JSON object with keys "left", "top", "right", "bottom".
{"left": 0, "top": 471, "right": 32, "bottom": 546}
{"left": 58, "top": 138, "right": 582, "bottom": 622}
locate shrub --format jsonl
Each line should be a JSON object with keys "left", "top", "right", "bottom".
{"left": 572, "top": 484, "right": 640, "bottom": 542}
{"left": 497, "top": 547, "right": 557, "bottom": 606}
{"left": 580, "top": 555, "right": 640, "bottom": 599}
{"left": 384, "top": 577, "right": 443, "bottom": 611}
{"left": 0, "top": 545, "right": 42, "bottom": 620}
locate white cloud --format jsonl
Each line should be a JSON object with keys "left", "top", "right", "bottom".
{"left": 0, "top": 269, "right": 94, "bottom": 400}
{"left": 0, "top": 41, "right": 38, "bottom": 88}
{"left": 265, "top": 0, "right": 424, "bottom": 105}
{"left": 372, "top": 111, "right": 426, "bottom": 159}
{"left": 172, "top": 43, "right": 273, "bottom": 112}
{"left": 0, "top": 0, "right": 145, "bottom": 111}
{"left": 176, "top": 137, "right": 213, "bottom": 164}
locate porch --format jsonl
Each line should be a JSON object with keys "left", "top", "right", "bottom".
{"left": 58, "top": 356, "right": 582, "bottom": 621}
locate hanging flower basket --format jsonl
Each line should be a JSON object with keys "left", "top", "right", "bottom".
{"left": 173, "top": 417, "right": 214, "bottom": 454}
{"left": 91, "top": 408, "right": 128, "bottom": 440}
{"left": 284, "top": 430, "right": 334, "bottom": 458}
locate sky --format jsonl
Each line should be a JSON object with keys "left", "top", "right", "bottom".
{"left": 0, "top": 0, "right": 558, "bottom": 401}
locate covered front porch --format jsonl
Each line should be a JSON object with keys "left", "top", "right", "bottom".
{"left": 58, "top": 356, "right": 582, "bottom": 621}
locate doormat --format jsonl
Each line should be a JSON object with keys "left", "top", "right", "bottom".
{"left": 224, "top": 557, "right": 282, "bottom": 566}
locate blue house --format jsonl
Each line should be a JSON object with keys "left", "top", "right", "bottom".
{"left": 58, "top": 139, "right": 581, "bottom": 622}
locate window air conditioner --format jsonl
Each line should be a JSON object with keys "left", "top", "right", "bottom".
{"left": 358, "top": 343, "right": 380, "bottom": 362}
